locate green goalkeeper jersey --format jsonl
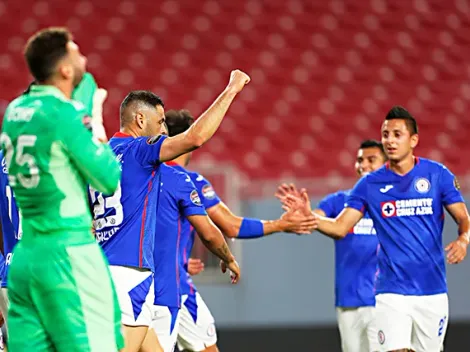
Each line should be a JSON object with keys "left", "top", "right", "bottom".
{"left": 1, "top": 84, "right": 121, "bottom": 236}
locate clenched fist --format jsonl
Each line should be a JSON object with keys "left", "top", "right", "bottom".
{"left": 226, "top": 70, "right": 251, "bottom": 94}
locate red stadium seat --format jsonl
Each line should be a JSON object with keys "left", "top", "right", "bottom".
{"left": 1, "top": 0, "right": 469, "bottom": 181}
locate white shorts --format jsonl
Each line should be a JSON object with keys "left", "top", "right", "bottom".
{"left": 337, "top": 306, "right": 378, "bottom": 352}
{"left": 375, "top": 293, "right": 448, "bottom": 352}
{"left": 177, "top": 292, "right": 217, "bottom": 351}
{"left": 149, "top": 305, "right": 181, "bottom": 352}
{"left": 109, "top": 265, "right": 155, "bottom": 326}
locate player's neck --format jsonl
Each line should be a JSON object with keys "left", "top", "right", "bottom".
{"left": 119, "top": 126, "right": 140, "bottom": 138}
{"left": 172, "top": 155, "right": 187, "bottom": 167}
{"left": 41, "top": 79, "right": 73, "bottom": 99}
{"left": 389, "top": 155, "right": 416, "bottom": 176}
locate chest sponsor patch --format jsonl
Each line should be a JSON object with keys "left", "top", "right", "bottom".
{"left": 381, "top": 198, "right": 433, "bottom": 218}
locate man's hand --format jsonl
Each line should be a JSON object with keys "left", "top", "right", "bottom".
{"left": 226, "top": 70, "right": 251, "bottom": 94}
{"left": 280, "top": 209, "right": 318, "bottom": 234}
{"left": 220, "top": 259, "right": 240, "bottom": 284}
{"left": 187, "top": 258, "right": 205, "bottom": 276}
{"left": 91, "top": 88, "right": 108, "bottom": 143}
{"left": 445, "top": 236, "right": 469, "bottom": 264}
{"left": 281, "top": 189, "right": 312, "bottom": 217}
{"left": 275, "top": 183, "right": 302, "bottom": 203}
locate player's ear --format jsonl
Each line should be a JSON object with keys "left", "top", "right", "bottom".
{"left": 58, "top": 61, "right": 73, "bottom": 81}
{"left": 135, "top": 112, "right": 146, "bottom": 130}
{"left": 410, "top": 133, "right": 419, "bottom": 149}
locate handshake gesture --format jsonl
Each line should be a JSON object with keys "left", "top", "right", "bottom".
{"left": 274, "top": 183, "right": 319, "bottom": 234}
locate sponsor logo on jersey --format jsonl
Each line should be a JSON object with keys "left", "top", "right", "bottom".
{"left": 381, "top": 198, "right": 433, "bottom": 218}
{"left": 379, "top": 185, "right": 394, "bottom": 193}
{"left": 1, "top": 157, "right": 6, "bottom": 174}
{"left": 95, "top": 227, "right": 120, "bottom": 243}
{"left": 414, "top": 177, "right": 431, "bottom": 194}
{"left": 7, "top": 107, "right": 34, "bottom": 122}
{"left": 5, "top": 253, "right": 13, "bottom": 266}
{"left": 146, "top": 135, "right": 162, "bottom": 145}
{"left": 454, "top": 177, "right": 461, "bottom": 191}
{"left": 202, "top": 184, "right": 216, "bottom": 200}
{"left": 190, "top": 190, "right": 202, "bottom": 206}
{"left": 350, "top": 217, "right": 376, "bottom": 235}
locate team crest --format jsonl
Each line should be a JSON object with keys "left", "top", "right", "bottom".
{"left": 190, "top": 190, "right": 202, "bottom": 206}
{"left": 414, "top": 178, "right": 430, "bottom": 194}
{"left": 378, "top": 330, "right": 385, "bottom": 345}
{"left": 202, "top": 184, "right": 216, "bottom": 200}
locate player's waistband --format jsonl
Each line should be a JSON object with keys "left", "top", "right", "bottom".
{"left": 19, "top": 227, "right": 95, "bottom": 247}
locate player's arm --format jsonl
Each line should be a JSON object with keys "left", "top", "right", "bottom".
{"left": 206, "top": 201, "right": 315, "bottom": 238}
{"left": 440, "top": 168, "right": 470, "bottom": 264}
{"left": 314, "top": 208, "right": 363, "bottom": 239}
{"left": 158, "top": 70, "right": 250, "bottom": 162}
{"left": 58, "top": 103, "right": 121, "bottom": 195}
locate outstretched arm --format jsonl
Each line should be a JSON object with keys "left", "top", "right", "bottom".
{"left": 158, "top": 70, "right": 250, "bottom": 162}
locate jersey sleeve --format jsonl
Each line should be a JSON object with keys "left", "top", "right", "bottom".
{"left": 177, "top": 174, "right": 207, "bottom": 218}
{"left": 317, "top": 193, "right": 341, "bottom": 217}
{"left": 345, "top": 176, "right": 368, "bottom": 213}
{"left": 192, "top": 173, "right": 221, "bottom": 210}
{"left": 57, "top": 102, "right": 121, "bottom": 195}
{"left": 133, "top": 135, "right": 168, "bottom": 167}
{"left": 439, "top": 165, "right": 464, "bottom": 206}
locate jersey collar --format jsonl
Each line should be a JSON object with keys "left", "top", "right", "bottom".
{"left": 113, "top": 132, "right": 132, "bottom": 138}
{"left": 165, "top": 161, "right": 179, "bottom": 167}
{"left": 29, "top": 85, "right": 67, "bottom": 100}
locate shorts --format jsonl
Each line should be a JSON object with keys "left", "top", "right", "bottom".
{"left": 8, "top": 233, "right": 124, "bottom": 352}
{"left": 149, "top": 305, "right": 180, "bottom": 352}
{"left": 375, "top": 293, "right": 448, "bottom": 352}
{"left": 337, "top": 306, "right": 378, "bottom": 352}
{"left": 109, "top": 265, "right": 155, "bottom": 327}
{"left": 177, "top": 293, "right": 217, "bottom": 351}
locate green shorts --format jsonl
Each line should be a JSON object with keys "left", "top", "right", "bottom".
{"left": 7, "top": 230, "right": 124, "bottom": 352}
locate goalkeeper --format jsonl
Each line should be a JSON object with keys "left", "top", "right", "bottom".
{"left": 1, "top": 27, "right": 123, "bottom": 352}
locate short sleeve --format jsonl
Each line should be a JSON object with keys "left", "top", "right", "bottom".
{"left": 317, "top": 192, "right": 342, "bottom": 217}
{"left": 191, "top": 173, "right": 221, "bottom": 210}
{"left": 345, "top": 176, "right": 368, "bottom": 213}
{"left": 440, "top": 165, "right": 464, "bottom": 206}
{"left": 177, "top": 174, "right": 207, "bottom": 218}
{"left": 134, "top": 135, "right": 168, "bottom": 167}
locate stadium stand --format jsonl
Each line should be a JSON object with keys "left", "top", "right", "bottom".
{"left": 1, "top": 0, "right": 469, "bottom": 182}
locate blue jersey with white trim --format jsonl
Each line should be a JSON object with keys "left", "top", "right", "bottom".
{"left": 168, "top": 163, "right": 221, "bottom": 296}
{"left": 0, "top": 151, "right": 21, "bottom": 287}
{"left": 318, "top": 190, "right": 378, "bottom": 307}
{"left": 154, "top": 164, "right": 206, "bottom": 307}
{"left": 345, "top": 158, "right": 463, "bottom": 296}
{"left": 90, "top": 132, "right": 167, "bottom": 270}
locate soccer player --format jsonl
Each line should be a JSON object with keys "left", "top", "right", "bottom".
{"left": 1, "top": 27, "right": 123, "bottom": 351}
{"left": 282, "top": 106, "right": 469, "bottom": 352}
{"left": 0, "top": 150, "right": 22, "bottom": 334}
{"left": 276, "top": 140, "right": 387, "bottom": 352}
{"left": 140, "top": 161, "right": 240, "bottom": 352}
{"left": 91, "top": 70, "right": 250, "bottom": 352}
{"left": 164, "top": 109, "right": 317, "bottom": 352}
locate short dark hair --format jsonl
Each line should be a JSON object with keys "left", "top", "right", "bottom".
{"left": 119, "top": 90, "right": 164, "bottom": 127}
{"left": 24, "top": 27, "right": 72, "bottom": 82}
{"left": 385, "top": 106, "right": 418, "bottom": 135}
{"left": 359, "top": 139, "right": 387, "bottom": 159}
{"left": 165, "top": 109, "right": 195, "bottom": 137}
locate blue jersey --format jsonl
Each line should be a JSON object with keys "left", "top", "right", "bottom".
{"left": 90, "top": 132, "right": 167, "bottom": 270}
{"left": 167, "top": 163, "right": 221, "bottom": 297}
{"left": 318, "top": 190, "right": 378, "bottom": 308}
{"left": 154, "top": 164, "right": 206, "bottom": 307}
{"left": 0, "top": 152, "right": 21, "bottom": 287}
{"left": 346, "top": 158, "right": 464, "bottom": 296}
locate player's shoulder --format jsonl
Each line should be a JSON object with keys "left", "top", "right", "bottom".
{"left": 161, "top": 163, "right": 191, "bottom": 183}
{"left": 417, "top": 157, "right": 448, "bottom": 174}
{"left": 325, "top": 189, "right": 349, "bottom": 201}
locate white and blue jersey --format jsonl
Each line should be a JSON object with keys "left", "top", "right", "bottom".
{"left": 345, "top": 158, "right": 464, "bottom": 296}
{"left": 318, "top": 190, "right": 378, "bottom": 307}
{"left": 0, "top": 151, "right": 21, "bottom": 287}
{"left": 154, "top": 164, "right": 206, "bottom": 309}
{"left": 90, "top": 132, "right": 167, "bottom": 270}
{"left": 167, "top": 163, "right": 221, "bottom": 321}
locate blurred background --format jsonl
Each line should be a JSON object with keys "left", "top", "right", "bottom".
{"left": 1, "top": 0, "right": 470, "bottom": 350}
